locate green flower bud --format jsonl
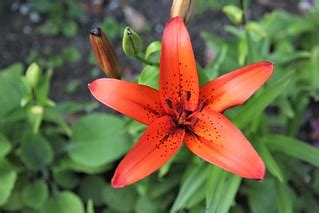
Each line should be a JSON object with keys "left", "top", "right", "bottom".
{"left": 122, "top": 27, "right": 143, "bottom": 57}
{"left": 25, "top": 63, "right": 42, "bottom": 88}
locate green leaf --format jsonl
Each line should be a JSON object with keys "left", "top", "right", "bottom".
{"left": 69, "top": 113, "right": 130, "bottom": 167}
{"left": 79, "top": 175, "right": 107, "bottom": 206}
{"left": 21, "top": 180, "right": 48, "bottom": 209}
{"left": 53, "top": 168, "right": 80, "bottom": 189}
{"left": 56, "top": 157, "right": 111, "bottom": 175}
{"left": 223, "top": 5, "right": 243, "bottom": 25}
{"left": 256, "top": 140, "right": 284, "bottom": 182}
{"left": 263, "top": 134, "right": 319, "bottom": 167}
{"left": 243, "top": 178, "right": 277, "bottom": 213}
{"left": 103, "top": 185, "right": 138, "bottom": 211}
{"left": 62, "top": 21, "right": 78, "bottom": 38}
{"left": 86, "top": 199, "right": 94, "bottom": 213}
{"left": 0, "top": 133, "right": 11, "bottom": 158}
{"left": 145, "top": 41, "right": 161, "bottom": 59}
{"left": 233, "top": 72, "right": 293, "bottom": 128}
{"left": 0, "top": 159, "right": 17, "bottom": 206}
{"left": 138, "top": 65, "right": 159, "bottom": 89}
{"left": 135, "top": 196, "right": 161, "bottom": 213}
{"left": 20, "top": 133, "right": 54, "bottom": 170}
{"left": 206, "top": 166, "right": 241, "bottom": 213}
{"left": 0, "top": 64, "right": 24, "bottom": 117}
{"left": 35, "top": 69, "right": 53, "bottom": 106}
{"left": 171, "top": 163, "right": 208, "bottom": 211}
{"left": 275, "top": 180, "right": 293, "bottom": 213}
{"left": 43, "top": 191, "right": 84, "bottom": 213}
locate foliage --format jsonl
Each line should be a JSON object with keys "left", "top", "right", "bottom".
{"left": 1, "top": 1, "right": 319, "bottom": 212}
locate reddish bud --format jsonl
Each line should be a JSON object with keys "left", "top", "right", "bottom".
{"left": 90, "top": 27, "right": 121, "bottom": 79}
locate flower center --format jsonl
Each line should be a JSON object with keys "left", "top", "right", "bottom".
{"left": 174, "top": 100, "right": 206, "bottom": 128}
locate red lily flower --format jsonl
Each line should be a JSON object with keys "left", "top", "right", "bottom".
{"left": 89, "top": 17, "right": 273, "bottom": 188}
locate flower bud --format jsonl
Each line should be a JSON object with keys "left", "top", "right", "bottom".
{"left": 90, "top": 27, "right": 121, "bottom": 79}
{"left": 122, "top": 27, "right": 143, "bottom": 57}
{"left": 25, "top": 63, "right": 41, "bottom": 88}
{"left": 171, "top": 0, "right": 195, "bottom": 23}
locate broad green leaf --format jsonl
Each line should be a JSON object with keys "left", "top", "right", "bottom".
{"left": 69, "top": 113, "right": 130, "bottom": 167}
{"left": 43, "top": 191, "right": 84, "bottom": 213}
{"left": 103, "top": 185, "right": 138, "bottom": 211}
{"left": 138, "top": 65, "right": 159, "bottom": 89}
{"left": 275, "top": 180, "right": 293, "bottom": 213}
{"left": 243, "top": 178, "right": 277, "bottom": 213}
{"left": 21, "top": 180, "right": 48, "bottom": 209}
{"left": 43, "top": 107, "right": 72, "bottom": 136}
{"left": 56, "top": 157, "right": 111, "bottom": 174}
{"left": 20, "top": 133, "right": 53, "bottom": 170}
{"left": 0, "top": 159, "right": 17, "bottom": 206}
{"left": 135, "top": 196, "right": 161, "bottom": 213}
{"left": 256, "top": 140, "right": 284, "bottom": 182}
{"left": 0, "top": 64, "right": 24, "bottom": 117}
{"left": 233, "top": 72, "right": 293, "bottom": 128}
{"left": 171, "top": 164, "right": 208, "bottom": 211}
{"left": 263, "top": 134, "right": 319, "bottom": 167}
{"left": 53, "top": 168, "right": 80, "bottom": 189}
{"left": 145, "top": 41, "right": 161, "bottom": 59}
{"left": 0, "top": 133, "right": 11, "bottom": 158}
{"left": 79, "top": 175, "right": 107, "bottom": 206}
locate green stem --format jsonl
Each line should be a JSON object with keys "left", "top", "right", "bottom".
{"left": 135, "top": 54, "right": 160, "bottom": 66}
{"left": 240, "top": 0, "right": 254, "bottom": 64}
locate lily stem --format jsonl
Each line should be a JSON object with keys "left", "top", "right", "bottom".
{"left": 135, "top": 53, "right": 160, "bottom": 66}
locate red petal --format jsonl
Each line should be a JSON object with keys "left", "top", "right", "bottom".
{"left": 185, "top": 108, "right": 265, "bottom": 179}
{"left": 159, "top": 17, "right": 199, "bottom": 113}
{"left": 89, "top": 78, "right": 165, "bottom": 125}
{"left": 112, "top": 116, "right": 184, "bottom": 188}
{"left": 200, "top": 62, "right": 273, "bottom": 112}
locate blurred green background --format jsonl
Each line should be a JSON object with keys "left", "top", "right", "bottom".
{"left": 0, "top": 0, "right": 319, "bottom": 212}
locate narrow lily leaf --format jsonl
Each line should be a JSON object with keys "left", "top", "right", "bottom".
{"left": 171, "top": 163, "right": 208, "bottom": 211}
{"left": 217, "top": 175, "right": 241, "bottom": 213}
{"left": 233, "top": 72, "right": 293, "bottom": 128}
{"left": 86, "top": 199, "right": 94, "bottom": 213}
{"left": 263, "top": 134, "right": 319, "bottom": 167}
{"left": 277, "top": 97, "right": 294, "bottom": 118}
{"left": 275, "top": 180, "right": 293, "bottom": 213}
{"left": 206, "top": 167, "right": 241, "bottom": 213}
{"left": 206, "top": 165, "right": 226, "bottom": 206}
{"left": 256, "top": 140, "right": 284, "bottom": 182}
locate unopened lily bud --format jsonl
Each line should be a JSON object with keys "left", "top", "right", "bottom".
{"left": 25, "top": 63, "right": 41, "bottom": 88}
{"left": 90, "top": 27, "right": 121, "bottom": 79}
{"left": 122, "top": 27, "right": 143, "bottom": 57}
{"left": 171, "top": 0, "right": 195, "bottom": 23}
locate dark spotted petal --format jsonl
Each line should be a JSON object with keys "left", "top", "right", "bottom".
{"left": 112, "top": 116, "right": 184, "bottom": 188}
{"left": 159, "top": 17, "right": 199, "bottom": 114}
{"left": 185, "top": 108, "right": 265, "bottom": 179}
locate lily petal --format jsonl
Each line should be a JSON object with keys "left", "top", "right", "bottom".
{"left": 159, "top": 17, "right": 199, "bottom": 113}
{"left": 185, "top": 108, "right": 265, "bottom": 179}
{"left": 112, "top": 116, "right": 184, "bottom": 188}
{"left": 89, "top": 78, "right": 165, "bottom": 125}
{"left": 200, "top": 62, "right": 273, "bottom": 112}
